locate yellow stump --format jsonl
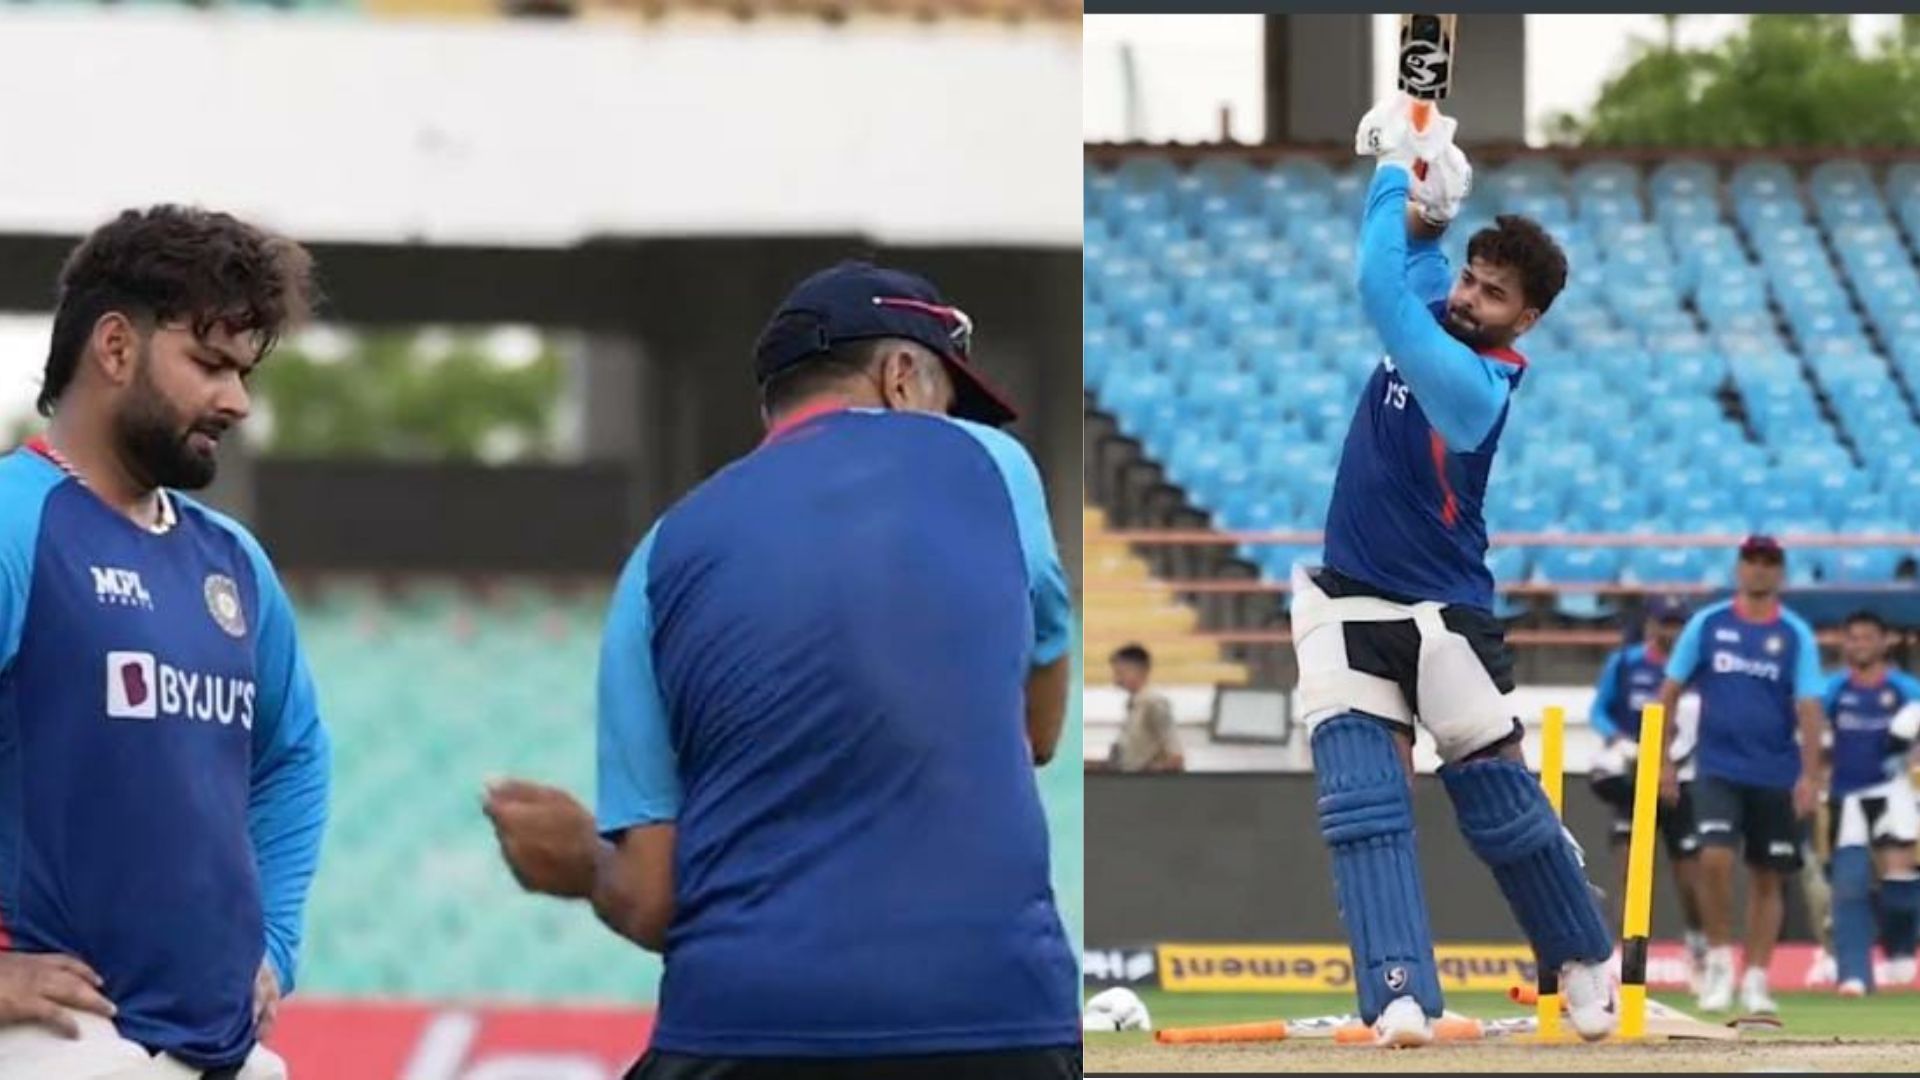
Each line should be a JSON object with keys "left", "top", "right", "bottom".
{"left": 1536, "top": 705, "right": 1565, "bottom": 1041}
{"left": 1619, "top": 703, "right": 1665, "bottom": 1040}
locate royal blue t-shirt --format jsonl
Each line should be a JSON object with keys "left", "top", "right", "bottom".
{"left": 1821, "top": 668, "right": 1920, "bottom": 798}
{"left": 1665, "top": 599, "right": 1822, "bottom": 790}
{"left": 1323, "top": 165, "right": 1528, "bottom": 611}
{"left": 595, "top": 407, "right": 1077, "bottom": 1057}
{"left": 0, "top": 444, "right": 329, "bottom": 1069}
{"left": 1590, "top": 642, "right": 1671, "bottom": 743}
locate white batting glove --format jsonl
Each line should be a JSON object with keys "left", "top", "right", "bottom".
{"left": 1355, "top": 92, "right": 1459, "bottom": 173}
{"left": 1410, "top": 142, "right": 1473, "bottom": 227}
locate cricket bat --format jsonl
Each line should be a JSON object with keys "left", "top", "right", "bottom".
{"left": 1398, "top": 13, "right": 1458, "bottom": 180}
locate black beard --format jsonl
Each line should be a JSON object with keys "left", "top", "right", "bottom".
{"left": 1441, "top": 310, "right": 1503, "bottom": 352}
{"left": 115, "top": 365, "right": 219, "bottom": 491}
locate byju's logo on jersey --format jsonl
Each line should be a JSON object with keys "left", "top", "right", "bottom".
{"left": 90, "top": 567, "right": 152, "bottom": 611}
{"left": 104, "top": 651, "right": 255, "bottom": 729}
{"left": 1710, "top": 650, "right": 1781, "bottom": 681}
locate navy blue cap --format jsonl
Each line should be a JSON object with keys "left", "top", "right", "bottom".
{"left": 1647, "top": 594, "right": 1689, "bottom": 623}
{"left": 753, "top": 261, "right": 1018, "bottom": 427}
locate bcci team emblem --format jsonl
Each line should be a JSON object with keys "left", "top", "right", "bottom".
{"left": 1884, "top": 690, "right": 1898, "bottom": 709}
{"left": 1765, "top": 635, "right": 1783, "bottom": 655}
{"left": 204, "top": 575, "right": 246, "bottom": 638}
{"left": 1385, "top": 965, "right": 1409, "bottom": 992}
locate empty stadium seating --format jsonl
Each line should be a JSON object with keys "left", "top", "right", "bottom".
{"left": 1087, "top": 154, "right": 1920, "bottom": 612}
{"left": 1083, "top": 505, "right": 1250, "bottom": 684}
{"left": 292, "top": 578, "right": 1084, "bottom": 999}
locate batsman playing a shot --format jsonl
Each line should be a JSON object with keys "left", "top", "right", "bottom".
{"left": 1290, "top": 93, "right": 1618, "bottom": 1047}
{"left": 0, "top": 208, "right": 329, "bottom": 1078}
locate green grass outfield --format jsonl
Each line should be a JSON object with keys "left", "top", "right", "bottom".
{"left": 1093, "top": 988, "right": 1918, "bottom": 1040}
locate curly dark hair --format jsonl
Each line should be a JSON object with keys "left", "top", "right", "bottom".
{"left": 1465, "top": 214, "right": 1568, "bottom": 315}
{"left": 38, "top": 205, "right": 316, "bottom": 416}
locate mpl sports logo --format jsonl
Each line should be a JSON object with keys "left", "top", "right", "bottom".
{"left": 91, "top": 566, "right": 152, "bottom": 611}
{"left": 104, "top": 651, "right": 256, "bottom": 730}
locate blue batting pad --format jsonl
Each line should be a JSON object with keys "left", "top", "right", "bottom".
{"left": 1313, "top": 714, "right": 1444, "bottom": 1023}
{"left": 1879, "top": 874, "right": 1919, "bottom": 961}
{"left": 1831, "top": 846, "right": 1876, "bottom": 989}
{"left": 1439, "top": 756, "right": 1612, "bottom": 972}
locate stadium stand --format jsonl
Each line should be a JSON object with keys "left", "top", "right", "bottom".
{"left": 291, "top": 578, "right": 1085, "bottom": 998}
{"left": 1084, "top": 504, "right": 1249, "bottom": 685}
{"left": 1085, "top": 153, "right": 1920, "bottom": 626}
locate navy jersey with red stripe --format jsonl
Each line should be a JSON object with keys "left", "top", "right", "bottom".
{"left": 0, "top": 445, "right": 329, "bottom": 1069}
{"left": 1322, "top": 165, "right": 1528, "bottom": 611}
{"left": 594, "top": 407, "right": 1077, "bottom": 1056}
{"left": 1320, "top": 165, "right": 1528, "bottom": 611}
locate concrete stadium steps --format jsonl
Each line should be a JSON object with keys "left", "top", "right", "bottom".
{"left": 1081, "top": 504, "right": 1249, "bottom": 685}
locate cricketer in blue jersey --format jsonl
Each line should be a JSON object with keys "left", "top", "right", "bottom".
{"left": 1657, "top": 535, "right": 1825, "bottom": 1015}
{"left": 1819, "top": 611, "right": 1919, "bottom": 994}
{"left": 1588, "top": 596, "right": 1705, "bottom": 962}
{"left": 1293, "top": 95, "right": 1616, "bottom": 1047}
{"left": 483, "top": 262, "right": 1078, "bottom": 1080}
{"left": 0, "top": 207, "right": 328, "bottom": 1079}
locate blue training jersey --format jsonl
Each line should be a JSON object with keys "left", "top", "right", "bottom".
{"left": 1666, "top": 599, "right": 1821, "bottom": 790}
{"left": 0, "top": 444, "right": 329, "bottom": 1069}
{"left": 1322, "top": 164, "right": 1528, "bottom": 611}
{"left": 1590, "top": 642, "right": 1671, "bottom": 743}
{"left": 1821, "top": 668, "right": 1920, "bottom": 798}
{"left": 595, "top": 407, "right": 1077, "bottom": 1057}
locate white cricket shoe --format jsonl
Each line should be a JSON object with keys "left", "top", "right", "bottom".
{"left": 1698, "top": 946, "right": 1736, "bottom": 1012}
{"left": 1685, "top": 931, "right": 1710, "bottom": 995}
{"left": 1886, "top": 956, "right": 1918, "bottom": 987}
{"left": 1741, "top": 966, "right": 1780, "bottom": 1015}
{"left": 1562, "top": 960, "right": 1620, "bottom": 1042}
{"left": 1806, "top": 947, "right": 1837, "bottom": 988}
{"left": 1373, "top": 995, "right": 1433, "bottom": 1048}
{"left": 1837, "top": 978, "right": 1867, "bottom": 998}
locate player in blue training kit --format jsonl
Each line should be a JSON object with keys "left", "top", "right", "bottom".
{"left": 483, "top": 262, "right": 1079, "bottom": 1079}
{"left": 1589, "top": 596, "right": 1706, "bottom": 969}
{"left": 0, "top": 208, "right": 328, "bottom": 1079}
{"left": 1291, "top": 97, "right": 1617, "bottom": 1046}
{"left": 1819, "top": 611, "right": 1920, "bottom": 994}
{"left": 1657, "top": 536, "right": 1825, "bottom": 1015}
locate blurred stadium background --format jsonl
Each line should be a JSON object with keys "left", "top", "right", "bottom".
{"left": 1083, "top": 13, "right": 1920, "bottom": 1004}
{"left": 0, "top": 2, "right": 1079, "bottom": 1076}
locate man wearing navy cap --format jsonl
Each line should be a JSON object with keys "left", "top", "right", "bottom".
{"left": 1589, "top": 595, "right": 1705, "bottom": 978}
{"left": 1658, "top": 536, "right": 1825, "bottom": 1015}
{"left": 481, "top": 261, "right": 1078, "bottom": 1078}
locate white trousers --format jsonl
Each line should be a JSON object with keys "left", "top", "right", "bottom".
{"left": 0, "top": 1011, "right": 286, "bottom": 1080}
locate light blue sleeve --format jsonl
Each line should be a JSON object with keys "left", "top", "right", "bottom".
{"left": 0, "top": 454, "right": 63, "bottom": 673}
{"left": 947, "top": 419, "right": 1073, "bottom": 667}
{"left": 596, "top": 524, "right": 681, "bottom": 836}
{"left": 198, "top": 505, "right": 331, "bottom": 995}
{"left": 1357, "top": 165, "right": 1514, "bottom": 452}
{"left": 1406, "top": 233, "right": 1453, "bottom": 308}
{"left": 1589, "top": 648, "right": 1625, "bottom": 740}
{"left": 1665, "top": 610, "right": 1707, "bottom": 685}
{"left": 1789, "top": 614, "right": 1824, "bottom": 699}
{"left": 1891, "top": 670, "right": 1920, "bottom": 705}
